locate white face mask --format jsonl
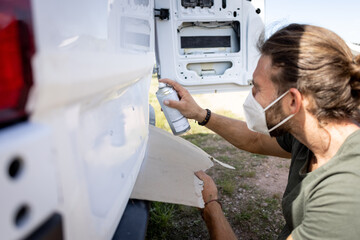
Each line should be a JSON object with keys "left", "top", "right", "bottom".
{"left": 243, "top": 89, "right": 294, "bottom": 136}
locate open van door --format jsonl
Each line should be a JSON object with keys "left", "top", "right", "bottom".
{"left": 154, "top": 0, "right": 265, "bottom": 93}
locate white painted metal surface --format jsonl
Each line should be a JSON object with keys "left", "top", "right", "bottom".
{"left": 31, "top": 0, "right": 154, "bottom": 238}
{"left": 1, "top": 1, "right": 265, "bottom": 239}
{"left": 155, "top": 0, "right": 265, "bottom": 93}
{"left": 0, "top": 124, "right": 58, "bottom": 240}
{"left": 1, "top": 0, "right": 155, "bottom": 239}
{"left": 348, "top": 42, "right": 360, "bottom": 56}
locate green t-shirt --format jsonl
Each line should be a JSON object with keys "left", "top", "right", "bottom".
{"left": 276, "top": 130, "right": 360, "bottom": 240}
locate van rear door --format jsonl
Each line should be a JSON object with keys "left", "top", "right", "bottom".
{"left": 155, "top": 0, "right": 265, "bottom": 93}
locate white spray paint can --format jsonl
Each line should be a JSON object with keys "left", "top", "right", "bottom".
{"left": 156, "top": 83, "right": 190, "bottom": 135}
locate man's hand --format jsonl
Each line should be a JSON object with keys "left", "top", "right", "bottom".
{"left": 195, "top": 170, "right": 218, "bottom": 204}
{"left": 195, "top": 171, "right": 237, "bottom": 240}
{"left": 159, "top": 78, "right": 207, "bottom": 122}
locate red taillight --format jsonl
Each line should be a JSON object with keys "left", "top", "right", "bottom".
{"left": 0, "top": 0, "right": 35, "bottom": 127}
{"left": 0, "top": 15, "right": 23, "bottom": 109}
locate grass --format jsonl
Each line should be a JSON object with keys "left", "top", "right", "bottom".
{"left": 147, "top": 202, "right": 178, "bottom": 240}
{"left": 150, "top": 202, "right": 176, "bottom": 225}
{"left": 241, "top": 171, "right": 256, "bottom": 178}
{"left": 239, "top": 183, "right": 252, "bottom": 190}
{"left": 146, "top": 77, "right": 285, "bottom": 239}
{"left": 218, "top": 178, "right": 237, "bottom": 196}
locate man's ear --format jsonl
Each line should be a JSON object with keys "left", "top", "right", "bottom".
{"left": 288, "top": 88, "right": 302, "bottom": 114}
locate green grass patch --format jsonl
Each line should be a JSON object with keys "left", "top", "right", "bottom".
{"left": 241, "top": 170, "right": 256, "bottom": 178}
{"left": 202, "top": 146, "right": 218, "bottom": 154}
{"left": 217, "top": 155, "right": 231, "bottom": 162}
{"left": 239, "top": 183, "right": 252, "bottom": 190}
{"left": 147, "top": 202, "right": 177, "bottom": 239}
{"left": 235, "top": 211, "right": 252, "bottom": 222}
{"left": 218, "top": 178, "right": 236, "bottom": 196}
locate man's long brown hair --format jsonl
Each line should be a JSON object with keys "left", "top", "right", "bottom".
{"left": 258, "top": 24, "right": 360, "bottom": 123}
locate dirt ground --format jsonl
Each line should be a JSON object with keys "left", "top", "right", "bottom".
{"left": 205, "top": 135, "right": 290, "bottom": 240}
{"left": 250, "top": 156, "right": 289, "bottom": 198}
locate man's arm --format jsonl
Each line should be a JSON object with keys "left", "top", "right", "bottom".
{"left": 204, "top": 112, "right": 290, "bottom": 158}
{"left": 196, "top": 171, "right": 237, "bottom": 240}
{"left": 203, "top": 201, "right": 237, "bottom": 240}
{"left": 159, "top": 78, "right": 291, "bottom": 158}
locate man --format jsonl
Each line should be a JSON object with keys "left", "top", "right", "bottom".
{"left": 160, "top": 24, "right": 360, "bottom": 239}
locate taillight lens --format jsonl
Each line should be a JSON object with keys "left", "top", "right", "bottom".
{"left": 0, "top": 0, "right": 35, "bottom": 127}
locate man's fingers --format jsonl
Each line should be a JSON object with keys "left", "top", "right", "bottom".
{"left": 163, "top": 99, "right": 182, "bottom": 109}
{"left": 195, "top": 171, "right": 216, "bottom": 186}
{"left": 159, "top": 78, "right": 188, "bottom": 97}
{"left": 195, "top": 170, "right": 206, "bottom": 180}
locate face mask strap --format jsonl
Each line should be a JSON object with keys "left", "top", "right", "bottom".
{"left": 268, "top": 113, "right": 295, "bottom": 133}
{"left": 264, "top": 90, "right": 290, "bottom": 112}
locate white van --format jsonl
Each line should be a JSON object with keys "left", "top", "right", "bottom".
{"left": 0, "top": 0, "right": 264, "bottom": 239}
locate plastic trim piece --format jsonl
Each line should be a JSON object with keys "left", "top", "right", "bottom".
{"left": 24, "top": 213, "right": 63, "bottom": 240}
{"left": 131, "top": 125, "right": 214, "bottom": 208}
{"left": 112, "top": 200, "right": 150, "bottom": 240}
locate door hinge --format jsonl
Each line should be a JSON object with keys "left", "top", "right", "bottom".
{"left": 154, "top": 8, "right": 169, "bottom": 20}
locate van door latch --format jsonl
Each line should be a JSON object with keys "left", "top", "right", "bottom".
{"left": 154, "top": 8, "right": 169, "bottom": 20}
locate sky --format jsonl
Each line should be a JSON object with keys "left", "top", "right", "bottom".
{"left": 265, "top": 0, "right": 360, "bottom": 44}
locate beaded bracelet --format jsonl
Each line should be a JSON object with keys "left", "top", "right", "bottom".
{"left": 198, "top": 109, "right": 211, "bottom": 126}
